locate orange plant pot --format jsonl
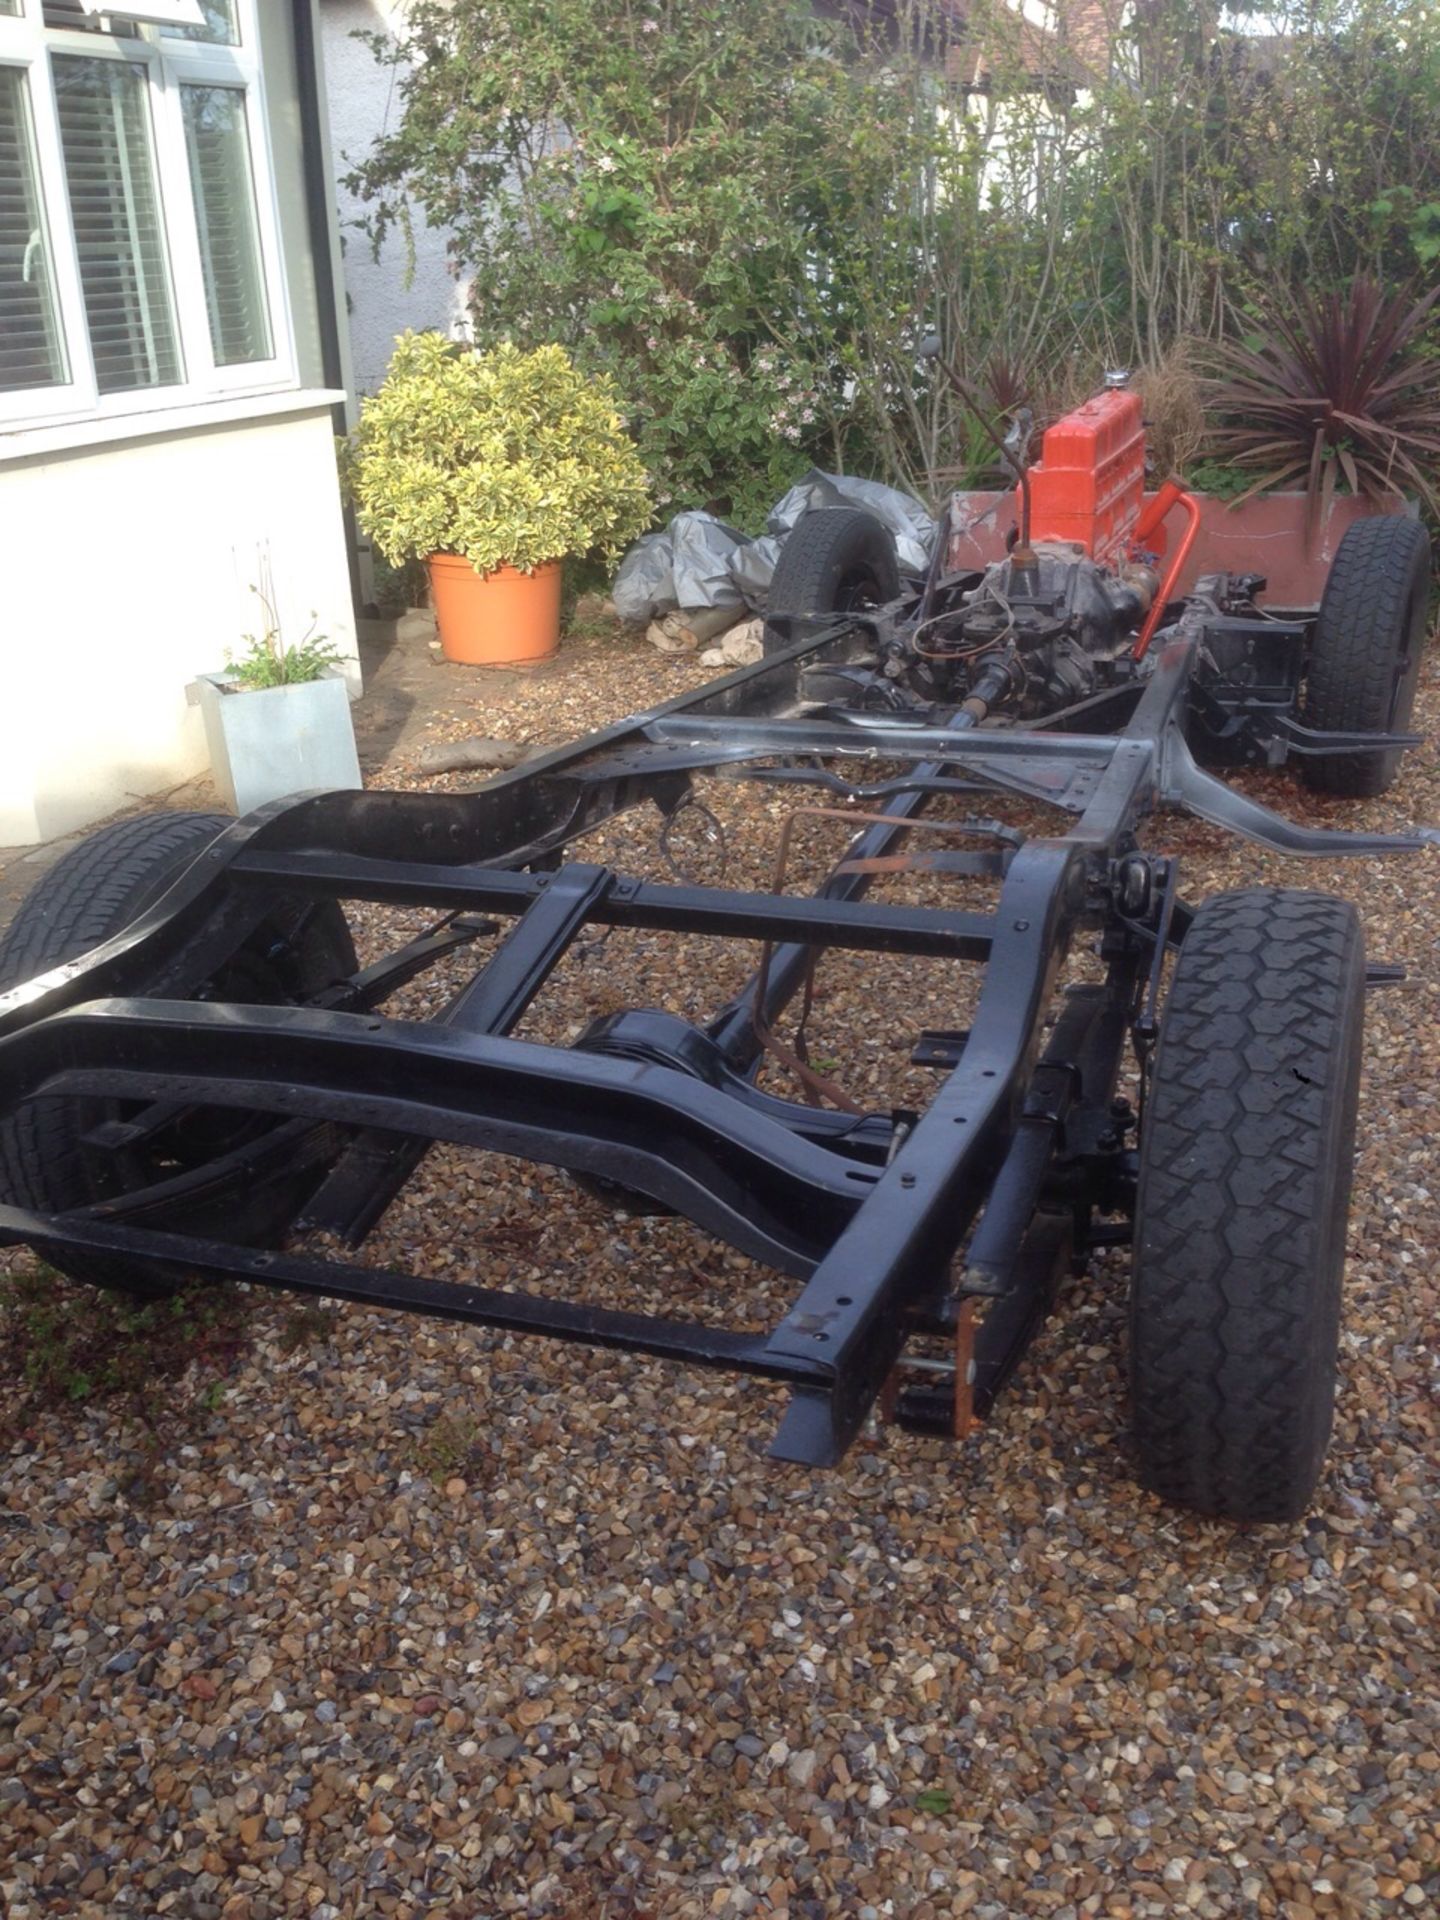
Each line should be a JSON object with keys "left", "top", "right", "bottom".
{"left": 427, "top": 554, "right": 563, "bottom": 666}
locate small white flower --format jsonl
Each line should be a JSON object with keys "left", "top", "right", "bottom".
{"left": 641, "top": 16, "right": 659, "bottom": 29}
{"left": 595, "top": 155, "right": 617, "bottom": 174}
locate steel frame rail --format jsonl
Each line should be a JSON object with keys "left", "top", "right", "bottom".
{"left": 0, "top": 625, "right": 1433, "bottom": 1464}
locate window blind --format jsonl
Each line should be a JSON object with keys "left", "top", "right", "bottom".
{"left": 0, "top": 67, "right": 68, "bottom": 394}
{"left": 182, "top": 84, "right": 271, "bottom": 365}
{"left": 52, "top": 53, "right": 182, "bottom": 392}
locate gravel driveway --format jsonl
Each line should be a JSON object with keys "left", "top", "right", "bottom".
{"left": 2, "top": 631, "right": 1437, "bottom": 1919}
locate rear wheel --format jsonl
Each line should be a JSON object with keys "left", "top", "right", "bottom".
{"left": 1301, "top": 514, "right": 1431, "bottom": 797}
{"left": 0, "top": 810, "right": 356, "bottom": 1296}
{"left": 763, "top": 508, "right": 901, "bottom": 657}
{"left": 1130, "top": 888, "right": 1364, "bottom": 1522}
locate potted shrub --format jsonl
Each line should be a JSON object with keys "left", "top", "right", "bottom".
{"left": 351, "top": 333, "right": 651, "bottom": 665}
{"left": 193, "top": 583, "right": 361, "bottom": 815}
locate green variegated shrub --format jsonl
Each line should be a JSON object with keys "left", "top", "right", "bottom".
{"left": 352, "top": 332, "right": 651, "bottom": 574}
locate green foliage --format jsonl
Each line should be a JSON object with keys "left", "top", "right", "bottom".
{"left": 367, "top": 552, "right": 429, "bottom": 617}
{"left": 350, "top": 332, "right": 652, "bottom": 571}
{"left": 0, "top": 1267, "right": 248, "bottom": 1493}
{"left": 1202, "top": 276, "right": 1440, "bottom": 527}
{"left": 1184, "top": 460, "right": 1258, "bottom": 501}
{"left": 561, "top": 553, "right": 614, "bottom": 636}
{"left": 344, "top": 0, "right": 1440, "bottom": 517}
{"left": 0, "top": 1268, "right": 243, "bottom": 1404}
{"left": 345, "top": 0, "right": 925, "bottom": 521}
{"left": 227, "top": 591, "right": 341, "bottom": 689}
{"left": 411, "top": 1409, "right": 491, "bottom": 1489}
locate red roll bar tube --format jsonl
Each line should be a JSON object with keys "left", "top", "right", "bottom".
{"left": 1132, "top": 481, "right": 1202, "bottom": 660}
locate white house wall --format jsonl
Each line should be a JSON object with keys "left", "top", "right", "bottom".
{"left": 0, "top": 405, "right": 358, "bottom": 846}
{"left": 322, "top": 0, "right": 470, "bottom": 395}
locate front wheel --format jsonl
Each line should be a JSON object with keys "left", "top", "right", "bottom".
{"left": 1130, "top": 888, "right": 1365, "bottom": 1522}
{"left": 762, "top": 508, "right": 901, "bottom": 657}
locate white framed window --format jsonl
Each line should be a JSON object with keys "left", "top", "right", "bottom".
{"left": 0, "top": 0, "right": 295, "bottom": 430}
{"left": 0, "top": 61, "right": 70, "bottom": 393}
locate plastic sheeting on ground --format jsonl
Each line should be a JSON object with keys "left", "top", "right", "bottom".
{"left": 611, "top": 471, "right": 936, "bottom": 622}
{"left": 612, "top": 511, "right": 747, "bottom": 624}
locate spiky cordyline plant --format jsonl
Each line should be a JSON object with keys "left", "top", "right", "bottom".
{"left": 1202, "top": 275, "right": 1440, "bottom": 536}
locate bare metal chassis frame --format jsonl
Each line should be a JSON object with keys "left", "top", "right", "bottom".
{"left": 0, "top": 620, "right": 1432, "bottom": 1464}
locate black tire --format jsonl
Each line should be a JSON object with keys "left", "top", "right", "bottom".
{"left": 1301, "top": 514, "right": 1431, "bottom": 797}
{"left": 1130, "top": 889, "right": 1365, "bottom": 1523}
{"left": 763, "top": 508, "right": 900, "bottom": 657}
{"left": 0, "top": 810, "right": 356, "bottom": 1296}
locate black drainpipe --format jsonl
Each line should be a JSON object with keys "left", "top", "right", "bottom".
{"left": 291, "top": 0, "right": 365, "bottom": 611}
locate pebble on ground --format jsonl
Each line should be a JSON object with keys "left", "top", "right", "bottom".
{"left": 1, "top": 625, "right": 1437, "bottom": 1919}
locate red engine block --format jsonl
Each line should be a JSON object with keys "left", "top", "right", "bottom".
{"left": 1026, "top": 389, "right": 1146, "bottom": 564}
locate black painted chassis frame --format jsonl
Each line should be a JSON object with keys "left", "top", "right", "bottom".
{"left": 0, "top": 619, "right": 1432, "bottom": 1465}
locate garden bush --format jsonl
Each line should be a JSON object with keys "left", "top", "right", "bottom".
{"left": 346, "top": 0, "right": 1440, "bottom": 520}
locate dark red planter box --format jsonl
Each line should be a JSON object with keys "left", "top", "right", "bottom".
{"left": 946, "top": 489, "right": 1410, "bottom": 605}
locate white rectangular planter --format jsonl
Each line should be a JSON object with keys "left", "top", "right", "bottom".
{"left": 193, "top": 670, "right": 362, "bottom": 816}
